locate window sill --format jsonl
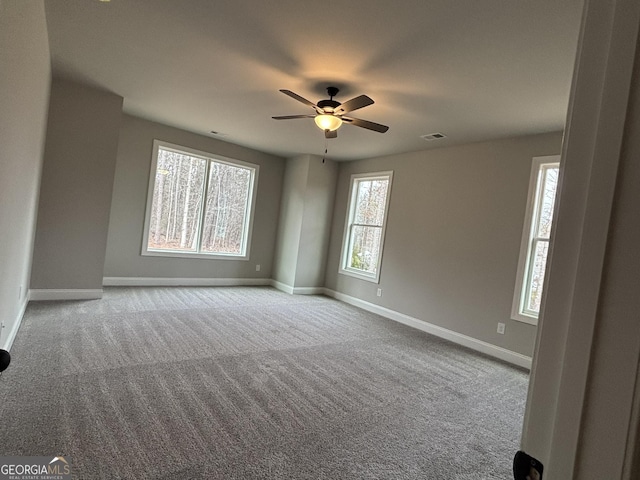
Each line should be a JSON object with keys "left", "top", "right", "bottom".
{"left": 339, "top": 268, "right": 380, "bottom": 284}
{"left": 511, "top": 311, "right": 539, "bottom": 326}
{"left": 141, "top": 250, "right": 249, "bottom": 261}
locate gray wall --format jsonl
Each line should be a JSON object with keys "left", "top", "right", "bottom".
{"left": 0, "top": 0, "right": 50, "bottom": 348}
{"left": 273, "top": 156, "right": 308, "bottom": 287}
{"left": 30, "top": 79, "right": 123, "bottom": 290}
{"left": 325, "top": 132, "right": 563, "bottom": 357}
{"left": 296, "top": 156, "right": 338, "bottom": 288}
{"left": 103, "top": 115, "right": 285, "bottom": 280}
{"left": 273, "top": 155, "right": 338, "bottom": 289}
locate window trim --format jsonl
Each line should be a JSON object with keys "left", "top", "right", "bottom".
{"left": 511, "top": 155, "right": 560, "bottom": 324}
{"left": 141, "top": 140, "right": 259, "bottom": 261}
{"left": 339, "top": 171, "right": 393, "bottom": 283}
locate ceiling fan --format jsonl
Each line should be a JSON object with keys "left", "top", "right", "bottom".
{"left": 272, "top": 86, "right": 389, "bottom": 139}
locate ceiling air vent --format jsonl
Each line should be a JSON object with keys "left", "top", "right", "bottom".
{"left": 421, "top": 132, "right": 447, "bottom": 141}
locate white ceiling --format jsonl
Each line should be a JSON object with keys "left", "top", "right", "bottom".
{"left": 44, "top": 0, "right": 584, "bottom": 161}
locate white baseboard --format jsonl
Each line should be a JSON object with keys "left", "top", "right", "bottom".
{"left": 1, "top": 297, "right": 29, "bottom": 351}
{"left": 270, "top": 281, "right": 324, "bottom": 295}
{"left": 292, "top": 286, "right": 325, "bottom": 295}
{"left": 29, "top": 289, "right": 104, "bottom": 301}
{"left": 323, "top": 288, "right": 532, "bottom": 370}
{"left": 103, "top": 277, "right": 271, "bottom": 287}
{"left": 271, "top": 280, "right": 294, "bottom": 294}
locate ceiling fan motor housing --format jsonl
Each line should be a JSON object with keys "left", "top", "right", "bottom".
{"left": 317, "top": 86, "right": 341, "bottom": 112}
{"left": 317, "top": 99, "right": 341, "bottom": 112}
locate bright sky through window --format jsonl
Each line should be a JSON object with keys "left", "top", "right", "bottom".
{"left": 512, "top": 156, "right": 560, "bottom": 323}
{"left": 142, "top": 141, "right": 258, "bottom": 260}
{"left": 341, "top": 172, "right": 393, "bottom": 283}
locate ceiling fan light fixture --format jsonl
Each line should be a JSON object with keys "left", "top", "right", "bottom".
{"left": 315, "top": 114, "right": 342, "bottom": 131}
{"left": 274, "top": 88, "right": 388, "bottom": 134}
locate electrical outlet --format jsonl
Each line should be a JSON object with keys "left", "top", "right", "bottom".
{"left": 376, "top": 288, "right": 382, "bottom": 297}
{"left": 255, "top": 264, "right": 261, "bottom": 272}
{"left": 497, "top": 323, "right": 506, "bottom": 335}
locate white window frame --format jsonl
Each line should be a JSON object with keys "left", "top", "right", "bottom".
{"left": 511, "top": 155, "right": 560, "bottom": 324}
{"left": 141, "top": 140, "right": 259, "bottom": 260}
{"left": 339, "top": 171, "right": 393, "bottom": 283}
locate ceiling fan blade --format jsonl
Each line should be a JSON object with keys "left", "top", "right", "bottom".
{"left": 272, "top": 115, "right": 315, "bottom": 120}
{"left": 325, "top": 129, "right": 338, "bottom": 139}
{"left": 279, "top": 89, "right": 317, "bottom": 109}
{"left": 334, "top": 95, "right": 374, "bottom": 115}
{"left": 342, "top": 116, "right": 389, "bottom": 133}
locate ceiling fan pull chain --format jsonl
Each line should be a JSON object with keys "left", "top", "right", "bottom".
{"left": 323, "top": 138, "right": 329, "bottom": 163}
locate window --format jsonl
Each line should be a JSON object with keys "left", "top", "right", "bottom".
{"left": 340, "top": 171, "right": 393, "bottom": 283}
{"left": 512, "top": 156, "right": 560, "bottom": 324}
{"left": 142, "top": 140, "right": 258, "bottom": 259}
